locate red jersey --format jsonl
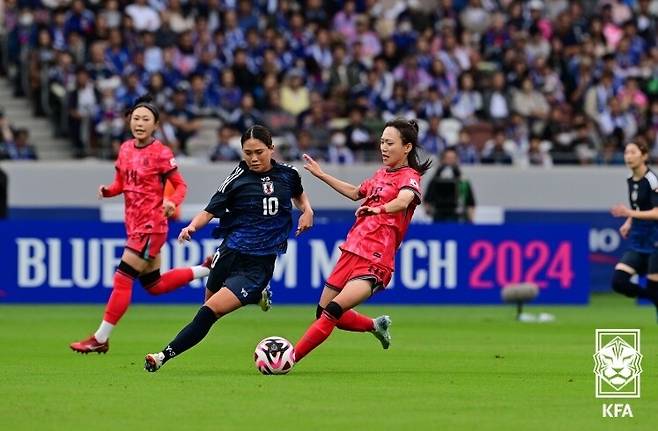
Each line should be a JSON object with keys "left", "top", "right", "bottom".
{"left": 113, "top": 139, "right": 180, "bottom": 235}
{"left": 341, "top": 166, "right": 422, "bottom": 270}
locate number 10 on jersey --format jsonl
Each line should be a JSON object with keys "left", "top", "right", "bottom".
{"left": 262, "top": 197, "right": 279, "bottom": 215}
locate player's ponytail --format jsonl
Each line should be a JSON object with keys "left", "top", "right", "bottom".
{"left": 130, "top": 95, "right": 160, "bottom": 122}
{"left": 242, "top": 125, "right": 273, "bottom": 148}
{"left": 385, "top": 118, "right": 432, "bottom": 175}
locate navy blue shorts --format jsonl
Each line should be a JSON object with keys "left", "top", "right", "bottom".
{"left": 206, "top": 243, "right": 276, "bottom": 305}
{"left": 620, "top": 250, "right": 658, "bottom": 275}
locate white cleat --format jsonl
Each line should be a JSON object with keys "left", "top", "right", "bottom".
{"left": 259, "top": 287, "right": 272, "bottom": 312}
{"left": 144, "top": 352, "right": 164, "bottom": 372}
{"left": 371, "top": 315, "right": 392, "bottom": 349}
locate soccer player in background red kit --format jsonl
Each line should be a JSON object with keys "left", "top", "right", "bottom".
{"left": 293, "top": 118, "right": 431, "bottom": 364}
{"left": 70, "top": 97, "right": 211, "bottom": 354}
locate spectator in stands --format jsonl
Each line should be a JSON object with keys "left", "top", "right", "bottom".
{"left": 188, "top": 73, "right": 218, "bottom": 118}
{"left": 280, "top": 68, "right": 310, "bottom": 117}
{"left": 167, "top": 84, "right": 201, "bottom": 155}
{"left": 327, "top": 130, "right": 354, "bottom": 165}
{"left": 290, "top": 129, "right": 326, "bottom": 162}
{"left": 3, "top": 0, "right": 656, "bottom": 164}
{"left": 232, "top": 94, "right": 264, "bottom": 133}
{"left": 420, "top": 116, "right": 447, "bottom": 157}
{"left": 68, "top": 67, "right": 100, "bottom": 158}
{"left": 599, "top": 97, "right": 638, "bottom": 142}
{"left": 344, "top": 106, "right": 373, "bottom": 161}
{"left": 512, "top": 76, "right": 550, "bottom": 134}
{"left": 483, "top": 71, "right": 511, "bottom": 126}
{"left": 481, "top": 128, "right": 514, "bottom": 165}
{"left": 209, "top": 125, "right": 241, "bottom": 162}
{"left": 0, "top": 128, "right": 38, "bottom": 160}
{"left": 526, "top": 134, "right": 553, "bottom": 167}
{"left": 450, "top": 71, "right": 483, "bottom": 124}
{"left": 125, "top": 0, "right": 160, "bottom": 32}
{"left": 454, "top": 129, "right": 480, "bottom": 165}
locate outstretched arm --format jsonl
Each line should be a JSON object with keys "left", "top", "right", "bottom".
{"left": 303, "top": 154, "right": 361, "bottom": 201}
{"left": 178, "top": 210, "right": 214, "bottom": 242}
{"left": 292, "top": 192, "right": 314, "bottom": 236}
{"left": 611, "top": 204, "right": 658, "bottom": 221}
{"left": 356, "top": 189, "right": 417, "bottom": 216}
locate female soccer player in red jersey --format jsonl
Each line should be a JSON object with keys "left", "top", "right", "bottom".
{"left": 70, "top": 97, "right": 211, "bottom": 354}
{"left": 292, "top": 118, "right": 431, "bottom": 364}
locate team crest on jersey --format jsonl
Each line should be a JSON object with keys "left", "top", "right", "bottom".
{"left": 409, "top": 178, "right": 419, "bottom": 188}
{"left": 262, "top": 181, "right": 274, "bottom": 195}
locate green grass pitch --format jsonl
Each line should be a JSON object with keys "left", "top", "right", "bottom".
{"left": 1, "top": 294, "right": 656, "bottom": 431}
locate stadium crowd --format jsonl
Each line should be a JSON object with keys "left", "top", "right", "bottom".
{"left": 1, "top": 0, "right": 657, "bottom": 165}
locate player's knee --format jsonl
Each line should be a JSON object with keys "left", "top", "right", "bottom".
{"left": 612, "top": 270, "right": 632, "bottom": 295}
{"left": 315, "top": 305, "right": 324, "bottom": 319}
{"left": 323, "top": 301, "right": 344, "bottom": 320}
{"left": 139, "top": 270, "right": 162, "bottom": 295}
{"left": 116, "top": 260, "right": 139, "bottom": 281}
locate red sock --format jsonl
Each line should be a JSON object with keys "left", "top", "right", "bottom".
{"left": 146, "top": 268, "right": 194, "bottom": 295}
{"left": 294, "top": 312, "right": 337, "bottom": 362}
{"left": 336, "top": 309, "right": 374, "bottom": 332}
{"left": 103, "top": 270, "right": 134, "bottom": 325}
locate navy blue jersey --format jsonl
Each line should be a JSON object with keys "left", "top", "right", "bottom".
{"left": 627, "top": 169, "right": 658, "bottom": 253}
{"left": 205, "top": 160, "right": 303, "bottom": 255}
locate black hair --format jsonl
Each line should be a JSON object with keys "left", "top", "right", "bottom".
{"left": 626, "top": 140, "right": 649, "bottom": 156}
{"left": 130, "top": 95, "right": 160, "bottom": 122}
{"left": 384, "top": 118, "right": 432, "bottom": 175}
{"left": 241, "top": 125, "right": 273, "bottom": 148}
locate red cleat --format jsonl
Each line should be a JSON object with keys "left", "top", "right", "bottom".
{"left": 70, "top": 336, "right": 109, "bottom": 354}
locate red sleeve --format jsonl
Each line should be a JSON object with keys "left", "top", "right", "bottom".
{"left": 158, "top": 145, "right": 178, "bottom": 175}
{"left": 399, "top": 171, "right": 421, "bottom": 204}
{"left": 102, "top": 168, "right": 123, "bottom": 197}
{"left": 358, "top": 177, "right": 373, "bottom": 198}
{"left": 165, "top": 169, "right": 187, "bottom": 206}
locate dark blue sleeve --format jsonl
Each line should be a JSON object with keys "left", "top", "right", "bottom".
{"left": 292, "top": 169, "right": 303, "bottom": 198}
{"left": 651, "top": 188, "right": 658, "bottom": 208}
{"left": 204, "top": 189, "right": 230, "bottom": 217}
{"left": 205, "top": 165, "right": 243, "bottom": 216}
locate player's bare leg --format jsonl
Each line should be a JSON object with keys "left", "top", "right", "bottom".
{"left": 70, "top": 250, "right": 147, "bottom": 354}
{"left": 316, "top": 285, "right": 387, "bottom": 345}
{"left": 294, "top": 280, "right": 373, "bottom": 362}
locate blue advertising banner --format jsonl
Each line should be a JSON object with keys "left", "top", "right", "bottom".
{"left": 0, "top": 221, "right": 589, "bottom": 304}
{"left": 506, "top": 211, "right": 623, "bottom": 292}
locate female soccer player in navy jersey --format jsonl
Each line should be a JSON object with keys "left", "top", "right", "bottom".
{"left": 610, "top": 141, "right": 658, "bottom": 313}
{"left": 293, "top": 118, "right": 431, "bottom": 364}
{"left": 70, "top": 97, "right": 211, "bottom": 354}
{"left": 144, "top": 125, "right": 314, "bottom": 372}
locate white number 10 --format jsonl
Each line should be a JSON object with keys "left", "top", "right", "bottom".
{"left": 262, "top": 197, "right": 279, "bottom": 215}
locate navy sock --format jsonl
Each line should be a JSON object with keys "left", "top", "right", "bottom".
{"left": 162, "top": 306, "right": 218, "bottom": 362}
{"left": 611, "top": 270, "right": 642, "bottom": 298}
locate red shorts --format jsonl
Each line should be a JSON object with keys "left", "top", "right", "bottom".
{"left": 326, "top": 251, "right": 393, "bottom": 293}
{"left": 125, "top": 232, "right": 167, "bottom": 260}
